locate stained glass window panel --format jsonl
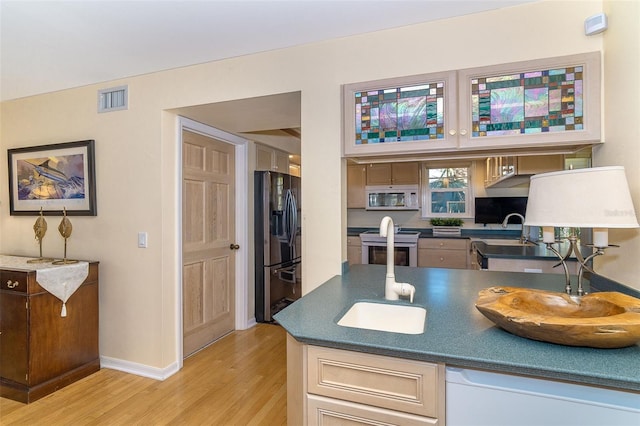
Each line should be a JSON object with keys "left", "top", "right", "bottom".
{"left": 471, "top": 65, "right": 584, "bottom": 138}
{"left": 354, "top": 81, "right": 446, "bottom": 145}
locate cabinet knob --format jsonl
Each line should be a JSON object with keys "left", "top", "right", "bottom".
{"left": 448, "top": 129, "right": 457, "bottom": 136}
{"left": 6, "top": 280, "right": 19, "bottom": 289}
{"left": 460, "top": 129, "right": 468, "bottom": 136}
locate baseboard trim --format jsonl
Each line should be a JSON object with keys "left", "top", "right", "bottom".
{"left": 100, "top": 355, "right": 180, "bottom": 381}
{"left": 244, "top": 317, "right": 257, "bottom": 329}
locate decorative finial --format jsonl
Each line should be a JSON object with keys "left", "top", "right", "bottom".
{"left": 53, "top": 207, "right": 78, "bottom": 264}
{"left": 27, "top": 207, "right": 54, "bottom": 263}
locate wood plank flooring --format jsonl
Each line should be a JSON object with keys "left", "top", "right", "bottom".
{"left": 0, "top": 323, "right": 287, "bottom": 425}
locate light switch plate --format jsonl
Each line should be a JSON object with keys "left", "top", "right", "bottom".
{"left": 138, "top": 232, "right": 148, "bottom": 248}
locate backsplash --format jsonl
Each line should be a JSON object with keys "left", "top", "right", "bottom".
{"left": 347, "top": 159, "right": 530, "bottom": 231}
{"left": 346, "top": 209, "right": 522, "bottom": 231}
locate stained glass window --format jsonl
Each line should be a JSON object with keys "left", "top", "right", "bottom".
{"left": 471, "top": 66, "right": 584, "bottom": 138}
{"left": 354, "top": 81, "right": 446, "bottom": 145}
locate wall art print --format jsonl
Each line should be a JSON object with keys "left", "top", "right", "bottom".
{"left": 8, "top": 140, "right": 97, "bottom": 216}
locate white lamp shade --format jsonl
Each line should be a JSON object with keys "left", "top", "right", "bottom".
{"left": 524, "top": 166, "right": 639, "bottom": 228}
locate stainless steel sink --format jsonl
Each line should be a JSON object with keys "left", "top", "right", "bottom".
{"left": 337, "top": 301, "right": 426, "bottom": 334}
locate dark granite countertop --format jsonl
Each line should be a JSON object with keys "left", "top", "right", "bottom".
{"left": 347, "top": 226, "right": 522, "bottom": 239}
{"left": 472, "top": 240, "right": 593, "bottom": 261}
{"left": 348, "top": 227, "right": 588, "bottom": 261}
{"left": 274, "top": 265, "right": 640, "bottom": 393}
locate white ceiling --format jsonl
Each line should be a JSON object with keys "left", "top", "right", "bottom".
{"left": 0, "top": 0, "right": 535, "bottom": 102}
{"left": 1, "top": 0, "right": 535, "bottom": 152}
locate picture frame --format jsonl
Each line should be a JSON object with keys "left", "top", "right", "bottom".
{"left": 8, "top": 140, "right": 97, "bottom": 216}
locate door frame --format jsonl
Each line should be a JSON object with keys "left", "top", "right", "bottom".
{"left": 177, "top": 116, "right": 250, "bottom": 364}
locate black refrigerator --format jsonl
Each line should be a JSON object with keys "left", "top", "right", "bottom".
{"left": 254, "top": 171, "right": 301, "bottom": 322}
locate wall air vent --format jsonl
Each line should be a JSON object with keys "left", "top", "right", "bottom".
{"left": 98, "top": 85, "right": 128, "bottom": 113}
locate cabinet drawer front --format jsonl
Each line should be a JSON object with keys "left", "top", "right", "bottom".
{"left": 0, "top": 271, "right": 29, "bottom": 293}
{"left": 308, "top": 346, "right": 442, "bottom": 418}
{"left": 418, "top": 239, "right": 467, "bottom": 250}
{"left": 418, "top": 250, "right": 468, "bottom": 269}
{"left": 347, "top": 237, "right": 361, "bottom": 247}
{"left": 307, "top": 394, "right": 439, "bottom": 426}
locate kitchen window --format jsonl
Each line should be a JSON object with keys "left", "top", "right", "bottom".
{"left": 422, "top": 164, "right": 473, "bottom": 218}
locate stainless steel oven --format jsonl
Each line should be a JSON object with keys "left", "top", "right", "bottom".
{"left": 360, "top": 231, "right": 419, "bottom": 267}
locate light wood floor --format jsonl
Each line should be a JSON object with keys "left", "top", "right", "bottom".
{"left": 0, "top": 323, "right": 287, "bottom": 425}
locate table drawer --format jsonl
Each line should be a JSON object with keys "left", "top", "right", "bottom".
{"left": 0, "top": 271, "right": 29, "bottom": 293}
{"left": 308, "top": 345, "right": 443, "bottom": 418}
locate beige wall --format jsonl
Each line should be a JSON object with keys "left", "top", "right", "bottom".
{"left": 594, "top": 0, "right": 640, "bottom": 286}
{"left": 3, "top": 0, "right": 630, "bottom": 371}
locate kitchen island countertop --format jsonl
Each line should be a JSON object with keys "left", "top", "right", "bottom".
{"left": 274, "top": 265, "right": 640, "bottom": 393}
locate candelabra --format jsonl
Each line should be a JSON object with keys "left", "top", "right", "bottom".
{"left": 524, "top": 166, "right": 638, "bottom": 297}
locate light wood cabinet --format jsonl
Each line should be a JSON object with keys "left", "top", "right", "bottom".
{"left": 418, "top": 238, "right": 469, "bottom": 269}
{"left": 289, "top": 163, "right": 301, "bottom": 177}
{"left": 347, "top": 236, "right": 362, "bottom": 265}
{"left": 347, "top": 164, "right": 367, "bottom": 208}
{"left": 516, "top": 155, "right": 564, "bottom": 175}
{"left": 348, "top": 162, "right": 419, "bottom": 208}
{"left": 256, "top": 143, "right": 289, "bottom": 172}
{"left": 0, "top": 262, "right": 100, "bottom": 403}
{"left": 304, "top": 344, "right": 445, "bottom": 425}
{"left": 308, "top": 394, "right": 438, "bottom": 425}
{"left": 366, "top": 162, "right": 420, "bottom": 186}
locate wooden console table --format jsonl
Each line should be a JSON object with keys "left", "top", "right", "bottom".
{"left": 0, "top": 256, "right": 99, "bottom": 403}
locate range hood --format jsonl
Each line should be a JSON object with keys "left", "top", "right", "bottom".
{"left": 485, "top": 155, "right": 565, "bottom": 188}
{"left": 485, "top": 172, "right": 534, "bottom": 188}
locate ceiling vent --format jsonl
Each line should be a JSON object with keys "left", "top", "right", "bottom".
{"left": 98, "top": 85, "right": 128, "bottom": 113}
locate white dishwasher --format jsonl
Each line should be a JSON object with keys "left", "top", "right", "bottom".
{"left": 446, "top": 367, "right": 640, "bottom": 426}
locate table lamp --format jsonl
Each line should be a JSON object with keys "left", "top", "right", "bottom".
{"left": 524, "top": 166, "right": 639, "bottom": 296}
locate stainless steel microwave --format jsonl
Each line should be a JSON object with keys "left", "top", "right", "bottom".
{"left": 365, "top": 185, "right": 420, "bottom": 210}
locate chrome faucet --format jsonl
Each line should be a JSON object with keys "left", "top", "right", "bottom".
{"left": 501, "top": 213, "right": 528, "bottom": 243}
{"left": 379, "top": 216, "right": 415, "bottom": 303}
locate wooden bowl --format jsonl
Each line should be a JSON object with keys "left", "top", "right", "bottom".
{"left": 475, "top": 287, "right": 640, "bottom": 348}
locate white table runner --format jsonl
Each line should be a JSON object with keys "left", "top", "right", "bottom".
{"left": 0, "top": 255, "right": 89, "bottom": 317}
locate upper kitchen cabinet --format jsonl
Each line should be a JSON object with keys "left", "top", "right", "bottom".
{"left": 256, "top": 143, "right": 290, "bottom": 172}
{"left": 343, "top": 71, "right": 459, "bottom": 157}
{"left": 347, "top": 164, "right": 367, "bottom": 208}
{"left": 457, "top": 52, "right": 601, "bottom": 151}
{"left": 343, "top": 53, "right": 601, "bottom": 158}
{"left": 366, "top": 162, "right": 420, "bottom": 186}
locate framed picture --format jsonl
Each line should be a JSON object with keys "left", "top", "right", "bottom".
{"left": 8, "top": 140, "right": 97, "bottom": 216}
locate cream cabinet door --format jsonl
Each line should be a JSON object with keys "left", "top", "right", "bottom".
{"left": 307, "top": 346, "right": 444, "bottom": 419}
{"left": 346, "top": 236, "right": 362, "bottom": 265}
{"left": 256, "top": 144, "right": 274, "bottom": 170}
{"left": 274, "top": 150, "right": 290, "bottom": 172}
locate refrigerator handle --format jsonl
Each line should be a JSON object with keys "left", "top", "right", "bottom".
{"left": 283, "top": 189, "right": 293, "bottom": 247}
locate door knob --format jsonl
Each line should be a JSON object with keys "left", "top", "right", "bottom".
{"left": 229, "top": 244, "right": 240, "bottom": 250}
